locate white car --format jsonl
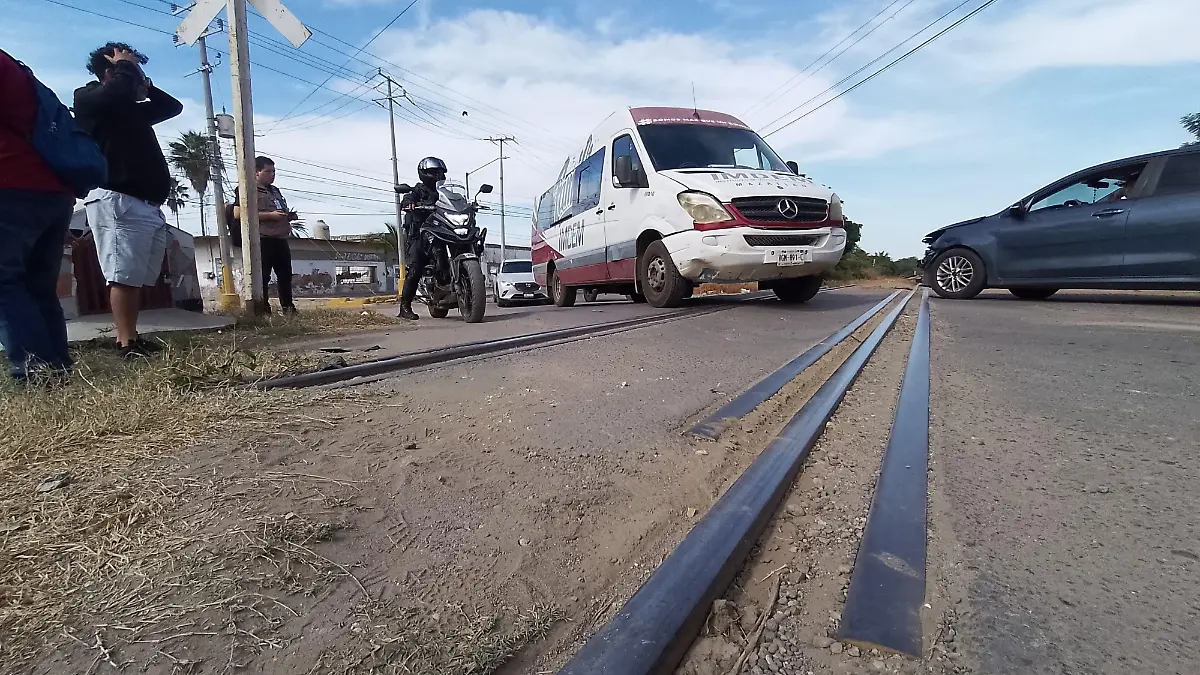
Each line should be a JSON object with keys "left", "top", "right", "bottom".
{"left": 532, "top": 106, "right": 847, "bottom": 308}
{"left": 492, "top": 259, "right": 548, "bottom": 307}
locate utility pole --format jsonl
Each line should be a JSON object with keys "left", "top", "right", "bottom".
{"left": 198, "top": 35, "right": 240, "bottom": 311}
{"left": 485, "top": 135, "right": 515, "bottom": 261}
{"left": 226, "top": 0, "right": 264, "bottom": 313}
{"left": 380, "top": 70, "right": 406, "bottom": 297}
{"left": 177, "top": 0, "right": 311, "bottom": 314}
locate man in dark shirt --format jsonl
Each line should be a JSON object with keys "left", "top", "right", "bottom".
{"left": 0, "top": 49, "right": 76, "bottom": 382}
{"left": 73, "top": 42, "right": 183, "bottom": 359}
{"left": 231, "top": 156, "right": 299, "bottom": 314}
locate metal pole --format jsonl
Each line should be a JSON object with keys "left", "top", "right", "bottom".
{"left": 498, "top": 138, "right": 506, "bottom": 262}
{"left": 386, "top": 73, "right": 405, "bottom": 297}
{"left": 227, "top": 0, "right": 264, "bottom": 313}
{"left": 199, "top": 36, "right": 240, "bottom": 311}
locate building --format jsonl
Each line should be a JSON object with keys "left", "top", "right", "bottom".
{"left": 193, "top": 222, "right": 399, "bottom": 300}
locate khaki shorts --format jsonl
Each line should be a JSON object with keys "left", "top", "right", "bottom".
{"left": 84, "top": 189, "right": 169, "bottom": 287}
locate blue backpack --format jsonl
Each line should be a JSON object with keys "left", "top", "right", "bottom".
{"left": 16, "top": 61, "right": 107, "bottom": 198}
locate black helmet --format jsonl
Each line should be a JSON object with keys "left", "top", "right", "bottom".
{"left": 417, "top": 157, "right": 448, "bottom": 185}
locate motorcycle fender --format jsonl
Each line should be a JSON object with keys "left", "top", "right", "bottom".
{"left": 450, "top": 253, "right": 477, "bottom": 284}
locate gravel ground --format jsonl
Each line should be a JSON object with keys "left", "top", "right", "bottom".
{"left": 927, "top": 290, "right": 1200, "bottom": 675}
{"left": 28, "top": 290, "right": 894, "bottom": 674}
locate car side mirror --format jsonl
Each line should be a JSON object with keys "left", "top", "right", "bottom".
{"left": 786, "top": 160, "right": 800, "bottom": 175}
{"left": 479, "top": 184, "right": 494, "bottom": 194}
{"left": 614, "top": 155, "right": 638, "bottom": 187}
{"left": 1007, "top": 203, "right": 1026, "bottom": 219}
{"left": 395, "top": 183, "right": 413, "bottom": 194}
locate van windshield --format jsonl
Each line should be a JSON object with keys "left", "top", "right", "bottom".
{"left": 501, "top": 260, "right": 532, "bottom": 274}
{"left": 637, "top": 124, "right": 789, "bottom": 172}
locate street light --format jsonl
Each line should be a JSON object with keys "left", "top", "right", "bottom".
{"left": 466, "top": 156, "right": 508, "bottom": 196}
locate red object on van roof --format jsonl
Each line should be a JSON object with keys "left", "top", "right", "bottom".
{"left": 629, "top": 107, "right": 750, "bottom": 130}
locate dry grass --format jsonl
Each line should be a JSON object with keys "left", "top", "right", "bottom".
{"left": 0, "top": 315, "right": 556, "bottom": 673}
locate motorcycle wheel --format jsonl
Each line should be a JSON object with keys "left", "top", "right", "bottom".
{"left": 457, "top": 258, "right": 487, "bottom": 323}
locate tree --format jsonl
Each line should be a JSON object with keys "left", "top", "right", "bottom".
{"left": 358, "top": 223, "right": 400, "bottom": 254}
{"left": 167, "top": 131, "right": 221, "bottom": 238}
{"left": 1182, "top": 113, "right": 1200, "bottom": 147}
{"left": 165, "top": 178, "right": 188, "bottom": 228}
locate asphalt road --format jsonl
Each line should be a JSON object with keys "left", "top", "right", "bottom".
{"left": 929, "top": 290, "right": 1200, "bottom": 675}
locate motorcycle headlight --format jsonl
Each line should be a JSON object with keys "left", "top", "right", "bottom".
{"left": 446, "top": 213, "right": 470, "bottom": 227}
{"left": 454, "top": 228, "right": 468, "bottom": 235}
{"left": 677, "top": 191, "right": 733, "bottom": 224}
{"left": 828, "top": 194, "right": 844, "bottom": 223}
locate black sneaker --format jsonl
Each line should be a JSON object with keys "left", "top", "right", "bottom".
{"left": 135, "top": 336, "right": 165, "bottom": 353}
{"left": 118, "top": 341, "right": 151, "bottom": 360}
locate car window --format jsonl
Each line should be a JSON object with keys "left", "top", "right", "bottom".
{"left": 612, "top": 134, "right": 647, "bottom": 187}
{"left": 575, "top": 148, "right": 605, "bottom": 210}
{"left": 1029, "top": 162, "right": 1147, "bottom": 213}
{"left": 501, "top": 261, "right": 532, "bottom": 274}
{"left": 1153, "top": 154, "right": 1200, "bottom": 197}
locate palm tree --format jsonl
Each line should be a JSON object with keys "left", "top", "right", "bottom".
{"left": 291, "top": 221, "right": 309, "bottom": 237}
{"left": 165, "top": 178, "right": 188, "bottom": 228}
{"left": 1182, "top": 113, "right": 1200, "bottom": 147}
{"left": 167, "top": 131, "right": 221, "bottom": 241}
{"left": 358, "top": 223, "right": 400, "bottom": 254}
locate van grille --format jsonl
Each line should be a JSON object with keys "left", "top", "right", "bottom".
{"left": 744, "top": 234, "right": 821, "bottom": 248}
{"left": 731, "top": 196, "right": 828, "bottom": 224}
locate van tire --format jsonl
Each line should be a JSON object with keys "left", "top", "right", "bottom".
{"left": 550, "top": 269, "right": 576, "bottom": 307}
{"left": 638, "top": 240, "right": 690, "bottom": 308}
{"left": 772, "top": 276, "right": 823, "bottom": 304}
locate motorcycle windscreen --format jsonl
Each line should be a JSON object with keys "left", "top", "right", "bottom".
{"left": 436, "top": 180, "right": 472, "bottom": 212}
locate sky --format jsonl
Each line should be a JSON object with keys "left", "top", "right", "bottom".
{"left": 3, "top": 0, "right": 1199, "bottom": 258}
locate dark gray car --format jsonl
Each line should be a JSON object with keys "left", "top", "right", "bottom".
{"left": 920, "top": 147, "right": 1200, "bottom": 299}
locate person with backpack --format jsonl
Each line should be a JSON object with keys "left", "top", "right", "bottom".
{"left": 229, "top": 156, "right": 300, "bottom": 315}
{"left": 0, "top": 49, "right": 106, "bottom": 383}
{"left": 73, "top": 43, "right": 183, "bottom": 359}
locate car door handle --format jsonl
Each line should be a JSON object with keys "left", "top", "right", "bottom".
{"left": 1092, "top": 208, "right": 1125, "bottom": 218}
{"left": 595, "top": 208, "right": 604, "bottom": 215}
{"left": 607, "top": 204, "right": 616, "bottom": 210}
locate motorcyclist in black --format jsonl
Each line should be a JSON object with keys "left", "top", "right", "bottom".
{"left": 397, "top": 157, "right": 448, "bottom": 320}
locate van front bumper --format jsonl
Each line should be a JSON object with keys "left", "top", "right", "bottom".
{"left": 663, "top": 226, "right": 846, "bottom": 283}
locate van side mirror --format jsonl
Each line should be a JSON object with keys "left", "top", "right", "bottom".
{"left": 395, "top": 183, "right": 412, "bottom": 194}
{"left": 1007, "top": 203, "right": 1026, "bottom": 219}
{"left": 479, "top": 184, "right": 494, "bottom": 194}
{"left": 786, "top": 160, "right": 800, "bottom": 175}
{"left": 614, "top": 155, "right": 637, "bottom": 187}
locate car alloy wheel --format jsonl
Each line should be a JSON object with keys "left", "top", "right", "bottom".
{"left": 936, "top": 255, "right": 974, "bottom": 294}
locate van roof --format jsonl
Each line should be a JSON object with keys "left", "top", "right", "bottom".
{"left": 628, "top": 106, "right": 751, "bottom": 130}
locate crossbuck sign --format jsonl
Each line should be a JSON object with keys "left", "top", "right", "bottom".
{"left": 176, "top": 0, "right": 311, "bottom": 48}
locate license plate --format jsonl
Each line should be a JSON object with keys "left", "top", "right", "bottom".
{"left": 770, "top": 248, "right": 811, "bottom": 266}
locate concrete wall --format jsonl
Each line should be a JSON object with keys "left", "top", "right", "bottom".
{"left": 195, "top": 238, "right": 398, "bottom": 299}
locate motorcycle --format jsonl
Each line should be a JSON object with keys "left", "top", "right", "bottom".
{"left": 398, "top": 180, "right": 492, "bottom": 323}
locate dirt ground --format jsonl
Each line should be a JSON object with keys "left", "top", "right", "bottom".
{"left": 8, "top": 291, "right": 893, "bottom": 675}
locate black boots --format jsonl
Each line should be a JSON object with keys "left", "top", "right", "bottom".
{"left": 398, "top": 272, "right": 420, "bottom": 321}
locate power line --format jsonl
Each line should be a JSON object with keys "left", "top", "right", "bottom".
{"left": 36, "top": 0, "right": 175, "bottom": 35}
{"left": 764, "top": 0, "right": 1003, "bottom": 138}
{"left": 743, "top": 0, "right": 916, "bottom": 119}
{"left": 265, "top": 0, "right": 421, "bottom": 133}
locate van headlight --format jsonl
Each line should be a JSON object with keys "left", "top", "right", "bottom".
{"left": 828, "top": 194, "right": 844, "bottom": 222}
{"left": 677, "top": 191, "right": 733, "bottom": 224}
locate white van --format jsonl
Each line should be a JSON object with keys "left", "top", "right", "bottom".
{"left": 531, "top": 106, "right": 847, "bottom": 308}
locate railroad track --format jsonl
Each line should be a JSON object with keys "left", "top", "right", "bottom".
{"left": 257, "top": 286, "right": 850, "bottom": 390}
{"left": 558, "top": 288, "right": 933, "bottom": 675}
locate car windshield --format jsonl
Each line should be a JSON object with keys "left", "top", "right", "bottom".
{"left": 501, "top": 261, "right": 532, "bottom": 274}
{"left": 637, "top": 124, "right": 789, "bottom": 172}
{"left": 436, "top": 180, "right": 471, "bottom": 212}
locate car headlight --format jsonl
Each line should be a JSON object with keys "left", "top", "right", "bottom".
{"left": 828, "top": 194, "right": 844, "bottom": 222}
{"left": 677, "top": 191, "right": 733, "bottom": 224}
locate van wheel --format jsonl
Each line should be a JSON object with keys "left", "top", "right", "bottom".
{"left": 584, "top": 289, "right": 599, "bottom": 303}
{"left": 550, "top": 269, "right": 576, "bottom": 307}
{"left": 638, "top": 241, "right": 690, "bottom": 308}
{"left": 773, "top": 276, "right": 823, "bottom": 304}
{"left": 930, "top": 248, "right": 986, "bottom": 299}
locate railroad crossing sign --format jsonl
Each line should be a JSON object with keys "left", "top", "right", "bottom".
{"left": 176, "top": 0, "right": 311, "bottom": 48}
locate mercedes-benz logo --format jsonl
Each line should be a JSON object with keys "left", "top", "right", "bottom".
{"left": 777, "top": 198, "right": 800, "bottom": 219}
